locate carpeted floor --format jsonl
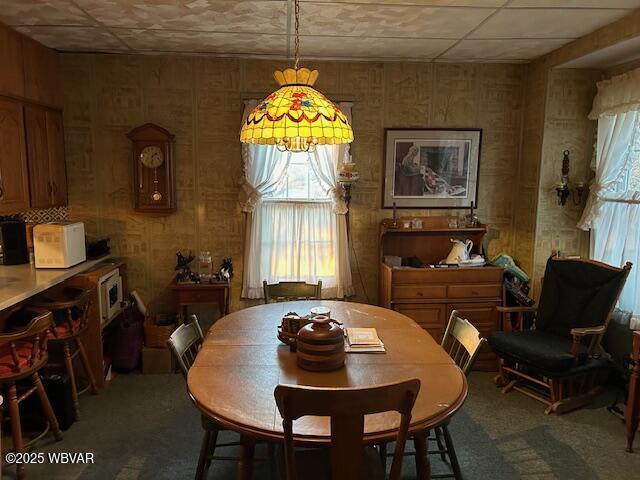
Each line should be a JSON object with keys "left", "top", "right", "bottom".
{"left": 5, "top": 370, "right": 638, "bottom": 480}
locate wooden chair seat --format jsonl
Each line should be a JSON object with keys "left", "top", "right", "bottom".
{"left": 278, "top": 446, "right": 384, "bottom": 480}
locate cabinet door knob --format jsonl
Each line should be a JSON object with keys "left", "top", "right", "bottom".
{"left": 0, "top": 184, "right": 4, "bottom": 199}
{"left": 47, "top": 181, "right": 53, "bottom": 195}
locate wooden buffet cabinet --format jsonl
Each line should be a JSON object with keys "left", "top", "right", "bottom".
{"left": 0, "top": 22, "right": 66, "bottom": 215}
{"left": 379, "top": 217, "right": 504, "bottom": 371}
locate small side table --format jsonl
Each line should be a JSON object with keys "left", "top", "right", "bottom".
{"left": 170, "top": 278, "right": 231, "bottom": 319}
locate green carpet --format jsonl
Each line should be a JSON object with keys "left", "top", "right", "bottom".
{"left": 7, "top": 372, "right": 639, "bottom": 480}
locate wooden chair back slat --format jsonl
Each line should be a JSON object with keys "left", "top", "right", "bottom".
{"left": 275, "top": 379, "right": 420, "bottom": 480}
{"left": 442, "top": 310, "right": 487, "bottom": 376}
{"left": 263, "top": 280, "right": 322, "bottom": 303}
{"left": 167, "top": 315, "right": 204, "bottom": 378}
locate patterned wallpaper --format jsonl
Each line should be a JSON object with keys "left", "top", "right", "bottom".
{"left": 61, "top": 54, "right": 526, "bottom": 311}
{"left": 531, "top": 69, "right": 600, "bottom": 295}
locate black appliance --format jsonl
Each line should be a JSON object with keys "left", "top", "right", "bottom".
{"left": 0, "top": 217, "right": 29, "bottom": 265}
{"left": 19, "top": 374, "right": 75, "bottom": 431}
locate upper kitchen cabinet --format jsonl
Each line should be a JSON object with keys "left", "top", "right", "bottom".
{"left": 0, "top": 23, "right": 25, "bottom": 98}
{"left": 25, "top": 106, "right": 67, "bottom": 208}
{"left": 0, "top": 97, "right": 30, "bottom": 214}
{"left": 21, "top": 36, "right": 62, "bottom": 108}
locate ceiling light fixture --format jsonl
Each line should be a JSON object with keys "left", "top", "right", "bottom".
{"left": 239, "top": 0, "right": 354, "bottom": 152}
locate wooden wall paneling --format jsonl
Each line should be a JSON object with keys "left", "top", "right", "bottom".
{"left": 0, "top": 97, "right": 30, "bottom": 213}
{"left": 46, "top": 110, "right": 68, "bottom": 206}
{"left": 24, "top": 105, "right": 52, "bottom": 208}
{"left": 22, "top": 36, "right": 62, "bottom": 108}
{"left": 0, "top": 24, "right": 24, "bottom": 98}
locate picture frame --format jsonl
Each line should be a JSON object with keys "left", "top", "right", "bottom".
{"left": 382, "top": 128, "right": 482, "bottom": 209}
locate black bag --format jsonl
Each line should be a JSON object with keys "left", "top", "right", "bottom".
{"left": 110, "top": 301, "right": 144, "bottom": 372}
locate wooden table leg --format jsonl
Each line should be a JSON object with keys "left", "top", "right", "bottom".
{"left": 236, "top": 435, "right": 255, "bottom": 480}
{"left": 413, "top": 429, "right": 432, "bottom": 480}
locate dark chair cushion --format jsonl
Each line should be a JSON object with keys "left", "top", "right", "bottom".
{"left": 536, "top": 258, "right": 630, "bottom": 338}
{"left": 489, "top": 330, "right": 588, "bottom": 374}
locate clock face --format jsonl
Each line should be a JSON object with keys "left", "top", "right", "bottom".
{"left": 140, "top": 145, "right": 164, "bottom": 169}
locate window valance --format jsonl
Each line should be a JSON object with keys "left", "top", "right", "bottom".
{"left": 589, "top": 67, "right": 640, "bottom": 120}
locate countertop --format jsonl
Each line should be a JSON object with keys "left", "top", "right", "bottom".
{"left": 0, "top": 256, "right": 112, "bottom": 312}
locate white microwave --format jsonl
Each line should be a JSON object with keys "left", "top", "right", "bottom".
{"left": 99, "top": 269, "right": 123, "bottom": 325}
{"left": 33, "top": 221, "right": 86, "bottom": 268}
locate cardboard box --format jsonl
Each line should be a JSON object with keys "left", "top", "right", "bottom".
{"left": 142, "top": 346, "right": 175, "bottom": 374}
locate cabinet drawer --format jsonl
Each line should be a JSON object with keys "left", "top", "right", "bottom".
{"left": 447, "top": 284, "right": 502, "bottom": 299}
{"left": 392, "top": 285, "right": 447, "bottom": 300}
{"left": 175, "top": 290, "right": 224, "bottom": 305}
{"left": 394, "top": 304, "right": 445, "bottom": 342}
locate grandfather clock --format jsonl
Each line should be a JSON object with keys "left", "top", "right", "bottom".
{"left": 127, "top": 123, "right": 176, "bottom": 215}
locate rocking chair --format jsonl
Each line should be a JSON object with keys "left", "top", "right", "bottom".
{"left": 489, "top": 256, "right": 632, "bottom": 414}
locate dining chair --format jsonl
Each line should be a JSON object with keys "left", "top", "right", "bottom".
{"left": 167, "top": 315, "right": 275, "bottom": 480}
{"left": 275, "top": 378, "right": 420, "bottom": 480}
{"left": 29, "top": 287, "right": 98, "bottom": 421}
{"left": 380, "top": 310, "right": 486, "bottom": 479}
{"left": 263, "top": 280, "right": 322, "bottom": 303}
{"left": 0, "top": 307, "right": 63, "bottom": 480}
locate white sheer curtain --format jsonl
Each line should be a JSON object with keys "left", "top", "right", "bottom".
{"left": 579, "top": 68, "right": 640, "bottom": 324}
{"left": 240, "top": 100, "right": 354, "bottom": 299}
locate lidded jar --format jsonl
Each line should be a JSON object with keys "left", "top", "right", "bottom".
{"left": 296, "top": 315, "right": 345, "bottom": 372}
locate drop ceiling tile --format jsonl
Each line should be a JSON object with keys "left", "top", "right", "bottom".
{"left": 301, "top": 0, "right": 506, "bottom": 5}
{"left": 440, "top": 38, "right": 570, "bottom": 61}
{"left": 300, "top": 36, "right": 454, "bottom": 59}
{"left": 508, "top": 0, "right": 640, "bottom": 8}
{"left": 116, "top": 29, "right": 287, "bottom": 56}
{"left": 75, "top": 0, "right": 288, "bottom": 34}
{"left": 299, "top": 3, "right": 493, "bottom": 38}
{"left": 14, "top": 25, "right": 125, "bottom": 51}
{"left": 469, "top": 8, "right": 634, "bottom": 39}
{"left": 0, "top": 0, "right": 93, "bottom": 26}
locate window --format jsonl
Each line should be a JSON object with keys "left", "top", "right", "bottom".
{"left": 264, "top": 153, "right": 329, "bottom": 202}
{"left": 240, "top": 142, "right": 353, "bottom": 300}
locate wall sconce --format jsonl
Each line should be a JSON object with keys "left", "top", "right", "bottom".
{"left": 555, "top": 150, "right": 586, "bottom": 206}
{"left": 337, "top": 153, "right": 359, "bottom": 208}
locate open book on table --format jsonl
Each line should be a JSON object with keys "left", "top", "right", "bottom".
{"left": 345, "top": 328, "right": 386, "bottom": 353}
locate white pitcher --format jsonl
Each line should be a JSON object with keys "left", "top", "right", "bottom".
{"left": 445, "top": 239, "right": 473, "bottom": 264}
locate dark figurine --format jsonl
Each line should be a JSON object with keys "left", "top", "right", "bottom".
{"left": 220, "top": 258, "right": 233, "bottom": 281}
{"left": 175, "top": 250, "right": 196, "bottom": 283}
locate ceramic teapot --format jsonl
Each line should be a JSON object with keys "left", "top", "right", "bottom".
{"left": 445, "top": 238, "right": 473, "bottom": 264}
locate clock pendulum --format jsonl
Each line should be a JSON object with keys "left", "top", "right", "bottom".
{"left": 139, "top": 145, "right": 165, "bottom": 202}
{"left": 151, "top": 168, "right": 162, "bottom": 201}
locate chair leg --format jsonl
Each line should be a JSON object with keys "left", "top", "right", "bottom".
{"left": 33, "top": 373, "right": 63, "bottom": 441}
{"left": 205, "top": 427, "right": 219, "bottom": 468}
{"left": 442, "top": 425, "right": 462, "bottom": 480}
{"left": 196, "top": 429, "right": 213, "bottom": 480}
{"left": 7, "top": 383, "right": 26, "bottom": 480}
{"left": 379, "top": 442, "right": 388, "bottom": 472}
{"left": 434, "top": 427, "right": 447, "bottom": 461}
{"left": 76, "top": 337, "right": 98, "bottom": 394}
{"left": 62, "top": 341, "right": 80, "bottom": 421}
{"left": 413, "top": 430, "right": 432, "bottom": 480}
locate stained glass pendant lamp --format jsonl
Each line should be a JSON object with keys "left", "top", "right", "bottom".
{"left": 239, "top": 0, "right": 353, "bottom": 152}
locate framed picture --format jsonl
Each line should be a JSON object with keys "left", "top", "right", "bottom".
{"left": 382, "top": 128, "right": 482, "bottom": 209}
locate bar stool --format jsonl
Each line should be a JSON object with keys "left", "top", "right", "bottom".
{"left": 0, "top": 307, "right": 63, "bottom": 480}
{"left": 31, "top": 287, "right": 97, "bottom": 421}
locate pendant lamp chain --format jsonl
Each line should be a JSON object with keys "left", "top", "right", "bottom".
{"left": 293, "top": 0, "right": 300, "bottom": 70}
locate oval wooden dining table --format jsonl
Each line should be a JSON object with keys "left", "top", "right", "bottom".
{"left": 187, "top": 301, "right": 468, "bottom": 480}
